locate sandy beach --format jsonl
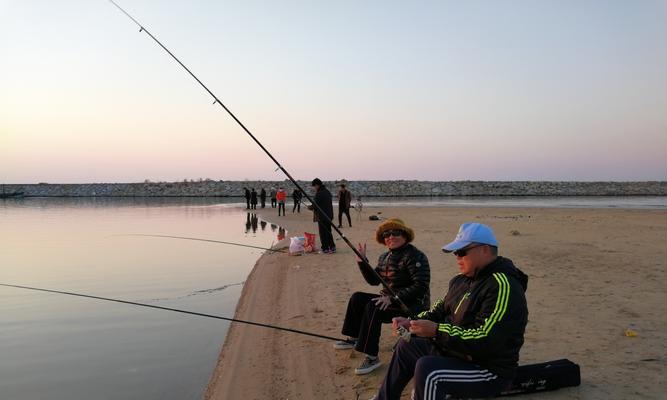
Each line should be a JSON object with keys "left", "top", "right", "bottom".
{"left": 204, "top": 205, "right": 667, "bottom": 400}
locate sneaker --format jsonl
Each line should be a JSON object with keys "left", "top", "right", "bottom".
{"left": 333, "top": 339, "right": 356, "bottom": 350}
{"left": 355, "top": 356, "right": 382, "bottom": 375}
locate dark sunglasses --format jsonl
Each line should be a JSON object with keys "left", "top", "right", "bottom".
{"left": 452, "top": 244, "right": 485, "bottom": 257}
{"left": 382, "top": 229, "right": 405, "bottom": 239}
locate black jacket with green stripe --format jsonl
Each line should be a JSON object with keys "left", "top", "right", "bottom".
{"left": 418, "top": 256, "right": 528, "bottom": 379}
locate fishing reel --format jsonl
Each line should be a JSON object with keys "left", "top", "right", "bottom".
{"left": 396, "top": 319, "right": 412, "bottom": 342}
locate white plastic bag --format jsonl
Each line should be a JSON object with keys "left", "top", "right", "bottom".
{"left": 289, "top": 236, "right": 305, "bottom": 255}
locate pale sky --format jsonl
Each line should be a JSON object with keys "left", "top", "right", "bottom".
{"left": 1, "top": 0, "right": 666, "bottom": 183}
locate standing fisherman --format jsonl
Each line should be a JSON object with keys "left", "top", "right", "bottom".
{"left": 337, "top": 183, "right": 353, "bottom": 228}
{"left": 311, "top": 178, "right": 335, "bottom": 253}
{"left": 270, "top": 187, "right": 277, "bottom": 208}
{"left": 244, "top": 187, "right": 251, "bottom": 209}
{"left": 276, "top": 187, "right": 287, "bottom": 216}
{"left": 292, "top": 188, "right": 302, "bottom": 213}
{"left": 250, "top": 188, "right": 258, "bottom": 210}
{"left": 260, "top": 188, "right": 267, "bottom": 208}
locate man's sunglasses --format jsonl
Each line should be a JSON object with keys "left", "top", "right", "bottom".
{"left": 382, "top": 229, "right": 405, "bottom": 239}
{"left": 452, "top": 244, "right": 485, "bottom": 257}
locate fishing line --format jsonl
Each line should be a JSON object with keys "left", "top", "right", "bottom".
{"left": 107, "top": 0, "right": 412, "bottom": 314}
{"left": 111, "top": 234, "right": 286, "bottom": 253}
{"left": 0, "top": 283, "right": 350, "bottom": 343}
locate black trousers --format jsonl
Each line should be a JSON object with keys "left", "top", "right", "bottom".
{"left": 317, "top": 220, "right": 335, "bottom": 251}
{"left": 293, "top": 200, "right": 300, "bottom": 213}
{"left": 341, "top": 292, "right": 405, "bottom": 357}
{"left": 245, "top": 198, "right": 250, "bottom": 209}
{"left": 278, "top": 202, "right": 285, "bottom": 216}
{"left": 338, "top": 207, "right": 351, "bottom": 227}
{"left": 377, "top": 338, "right": 510, "bottom": 400}
{"left": 260, "top": 198, "right": 266, "bottom": 208}
{"left": 271, "top": 198, "right": 277, "bottom": 208}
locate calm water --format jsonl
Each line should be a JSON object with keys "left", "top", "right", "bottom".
{"left": 0, "top": 198, "right": 282, "bottom": 400}
{"left": 362, "top": 195, "right": 667, "bottom": 209}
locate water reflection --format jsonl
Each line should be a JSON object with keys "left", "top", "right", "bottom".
{"left": 251, "top": 214, "right": 258, "bottom": 234}
{"left": 244, "top": 213, "right": 284, "bottom": 240}
{"left": 0, "top": 198, "right": 279, "bottom": 400}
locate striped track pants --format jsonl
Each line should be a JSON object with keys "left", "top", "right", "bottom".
{"left": 377, "top": 338, "right": 509, "bottom": 400}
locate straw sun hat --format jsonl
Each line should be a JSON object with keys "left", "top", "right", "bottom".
{"left": 375, "top": 218, "right": 415, "bottom": 244}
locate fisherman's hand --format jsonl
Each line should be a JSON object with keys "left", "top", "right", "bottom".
{"left": 392, "top": 317, "right": 411, "bottom": 334}
{"left": 409, "top": 320, "right": 437, "bottom": 338}
{"left": 355, "top": 242, "right": 367, "bottom": 262}
{"left": 372, "top": 295, "right": 392, "bottom": 311}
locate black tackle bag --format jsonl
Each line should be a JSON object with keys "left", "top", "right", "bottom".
{"left": 500, "top": 359, "right": 581, "bottom": 396}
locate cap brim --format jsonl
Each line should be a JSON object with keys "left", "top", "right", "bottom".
{"left": 441, "top": 239, "right": 472, "bottom": 253}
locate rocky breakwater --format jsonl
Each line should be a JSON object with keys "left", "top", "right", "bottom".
{"left": 3, "top": 180, "right": 667, "bottom": 197}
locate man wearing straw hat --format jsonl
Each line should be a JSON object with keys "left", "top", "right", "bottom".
{"left": 334, "top": 218, "right": 430, "bottom": 375}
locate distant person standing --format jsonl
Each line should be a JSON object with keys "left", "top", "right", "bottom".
{"left": 244, "top": 187, "right": 251, "bottom": 209}
{"left": 311, "top": 178, "right": 335, "bottom": 253}
{"left": 250, "top": 188, "right": 258, "bottom": 210}
{"left": 270, "top": 188, "right": 277, "bottom": 208}
{"left": 337, "top": 183, "right": 353, "bottom": 228}
{"left": 292, "top": 189, "right": 302, "bottom": 213}
{"left": 260, "top": 188, "right": 267, "bottom": 208}
{"left": 277, "top": 187, "right": 287, "bottom": 216}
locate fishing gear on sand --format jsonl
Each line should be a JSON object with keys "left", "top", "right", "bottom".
{"left": 108, "top": 0, "right": 413, "bottom": 316}
{"left": 0, "top": 283, "right": 351, "bottom": 344}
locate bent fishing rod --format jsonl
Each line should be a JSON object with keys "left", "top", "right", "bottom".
{"left": 112, "top": 234, "right": 286, "bottom": 253}
{"left": 0, "top": 283, "right": 349, "bottom": 343}
{"left": 108, "top": 1, "right": 413, "bottom": 315}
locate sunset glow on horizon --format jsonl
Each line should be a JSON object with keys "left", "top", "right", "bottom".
{"left": 1, "top": 1, "right": 666, "bottom": 183}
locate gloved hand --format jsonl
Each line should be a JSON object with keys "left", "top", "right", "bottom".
{"left": 372, "top": 295, "right": 392, "bottom": 311}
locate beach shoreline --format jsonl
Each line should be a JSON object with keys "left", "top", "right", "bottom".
{"left": 205, "top": 205, "right": 667, "bottom": 400}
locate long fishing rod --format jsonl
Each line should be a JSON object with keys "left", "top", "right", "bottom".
{"left": 111, "top": 234, "right": 286, "bottom": 253}
{"left": 0, "top": 283, "right": 349, "bottom": 343}
{"left": 108, "top": 0, "right": 412, "bottom": 315}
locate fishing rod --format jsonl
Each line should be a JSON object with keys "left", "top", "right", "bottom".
{"left": 108, "top": 0, "right": 413, "bottom": 315}
{"left": 0, "top": 283, "right": 350, "bottom": 344}
{"left": 111, "top": 234, "right": 286, "bottom": 253}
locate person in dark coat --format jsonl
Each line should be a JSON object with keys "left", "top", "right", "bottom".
{"left": 292, "top": 189, "right": 302, "bottom": 213}
{"left": 337, "top": 183, "right": 353, "bottom": 228}
{"left": 311, "top": 178, "right": 335, "bottom": 253}
{"left": 270, "top": 188, "right": 277, "bottom": 208}
{"left": 373, "top": 223, "right": 528, "bottom": 400}
{"left": 244, "top": 187, "right": 251, "bottom": 209}
{"left": 250, "top": 188, "right": 258, "bottom": 210}
{"left": 334, "top": 218, "right": 430, "bottom": 376}
{"left": 260, "top": 188, "right": 267, "bottom": 208}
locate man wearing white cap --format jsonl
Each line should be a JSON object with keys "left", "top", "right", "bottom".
{"left": 373, "top": 222, "right": 529, "bottom": 400}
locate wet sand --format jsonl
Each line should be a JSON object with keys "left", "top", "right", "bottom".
{"left": 205, "top": 206, "right": 667, "bottom": 399}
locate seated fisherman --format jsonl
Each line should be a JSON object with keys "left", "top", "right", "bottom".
{"left": 374, "top": 222, "right": 528, "bottom": 400}
{"left": 334, "top": 218, "right": 430, "bottom": 375}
